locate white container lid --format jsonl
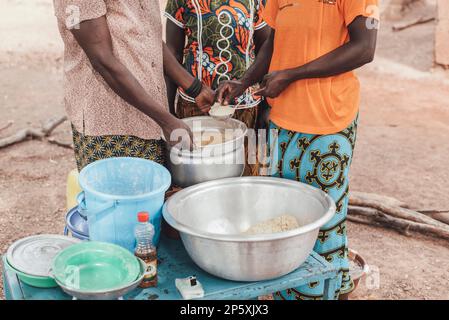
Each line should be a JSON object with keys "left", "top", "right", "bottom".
{"left": 6, "top": 234, "right": 80, "bottom": 277}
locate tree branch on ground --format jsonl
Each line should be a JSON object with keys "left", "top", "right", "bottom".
{"left": 349, "top": 193, "right": 448, "bottom": 228}
{"left": 0, "top": 116, "right": 68, "bottom": 149}
{"left": 348, "top": 205, "right": 449, "bottom": 240}
{"left": 392, "top": 16, "right": 435, "bottom": 32}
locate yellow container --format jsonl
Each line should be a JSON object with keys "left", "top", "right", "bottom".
{"left": 66, "top": 169, "right": 82, "bottom": 210}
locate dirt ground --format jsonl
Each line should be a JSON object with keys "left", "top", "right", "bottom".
{"left": 1, "top": 0, "right": 449, "bottom": 300}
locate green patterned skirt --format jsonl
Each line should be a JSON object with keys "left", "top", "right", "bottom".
{"left": 72, "top": 125, "right": 166, "bottom": 171}
{"left": 269, "top": 117, "right": 358, "bottom": 300}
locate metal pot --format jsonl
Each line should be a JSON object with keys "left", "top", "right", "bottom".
{"left": 166, "top": 116, "right": 247, "bottom": 187}
{"left": 163, "top": 177, "right": 336, "bottom": 281}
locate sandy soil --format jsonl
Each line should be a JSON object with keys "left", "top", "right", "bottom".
{"left": 1, "top": 0, "right": 449, "bottom": 300}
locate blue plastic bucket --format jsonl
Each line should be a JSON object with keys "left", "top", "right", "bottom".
{"left": 78, "top": 157, "right": 171, "bottom": 252}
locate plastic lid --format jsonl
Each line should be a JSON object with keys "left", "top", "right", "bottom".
{"left": 6, "top": 235, "right": 80, "bottom": 277}
{"left": 138, "top": 212, "right": 149, "bottom": 223}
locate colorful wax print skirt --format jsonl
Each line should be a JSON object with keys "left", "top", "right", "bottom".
{"left": 268, "top": 117, "right": 358, "bottom": 300}
{"left": 72, "top": 124, "right": 165, "bottom": 171}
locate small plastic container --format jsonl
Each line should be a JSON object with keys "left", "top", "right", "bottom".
{"left": 66, "top": 169, "right": 82, "bottom": 210}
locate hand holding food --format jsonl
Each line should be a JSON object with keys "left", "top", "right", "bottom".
{"left": 215, "top": 80, "right": 248, "bottom": 106}
{"left": 208, "top": 102, "right": 236, "bottom": 121}
{"left": 162, "top": 115, "right": 194, "bottom": 150}
{"left": 195, "top": 85, "right": 216, "bottom": 113}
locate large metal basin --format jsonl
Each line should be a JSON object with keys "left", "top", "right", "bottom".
{"left": 163, "top": 177, "right": 336, "bottom": 281}
{"left": 166, "top": 116, "right": 247, "bottom": 187}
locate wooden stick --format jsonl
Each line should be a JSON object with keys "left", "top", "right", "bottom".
{"left": 348, "top": 206, "right": 449, "bottom": 240}
{"left": 350, "top": 191, "right": 409, "bottom": 208}
{"left": 417, "top": 209, "right": 449, "bottom": 214}
{"left": 41, "top": 116, "right": 67, "bottom": 136}
{"left": 0, "top": 116, "right": 67, "bottom": 149}
{"left": 0, "top": 121, "right": 13, "bottom": 132}
{"left": 418, "top": 211, "right": 449, "bottom": 225}
{"left": 47, "top": 137, "right": 73, "bottom": 149}
{"left": 349, "top": 196, "right": 448, "bottom": 229}
{"left": 392, "top": 16, "right": 436, "bottom": 32}
{"left": 347, "top": 212, "right": 411, "bottom": 236}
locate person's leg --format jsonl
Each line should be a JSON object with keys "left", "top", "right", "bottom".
{"left": 71, "top": 124, "right": 165, "bottom": 171}
{"left": 269, "top": 118, "right": 358, "bottom": 300}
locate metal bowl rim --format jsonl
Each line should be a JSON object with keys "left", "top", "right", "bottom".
{"left": 167, "top": 116, "right": 248, "bottom": 156}
{"left": 54, "top": 257, "right": 146, "bottom": 296}
{"left": 163, "top": 177, "right": 336, "bottom": 242}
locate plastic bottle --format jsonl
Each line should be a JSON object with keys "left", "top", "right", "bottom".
{"left": 66, "top": 169, "right": 82, "bottom": 210}
{"left": 135, "top": 212, "right": 158, "bottom": 288}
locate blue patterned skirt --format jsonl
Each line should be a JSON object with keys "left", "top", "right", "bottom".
{"left": 268, "top": 117, "right": 358, "bottom": 300}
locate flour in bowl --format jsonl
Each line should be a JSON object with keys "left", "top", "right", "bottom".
{"left": 209, "top": 103, "right": 235, "bottom": 118}
{"left": 193, "top": 129, "right": 226, "bottom": 147}
{"left": 243, "top": 215, "right": 300, "bottom": 235}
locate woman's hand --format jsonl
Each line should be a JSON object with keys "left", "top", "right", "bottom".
{"left": 161, "top": 115, "right": 194, "bottom": 151}
{"left": 215, "top": 80, "right": 248, "bottom": 105}
{"left": 195, "top": 85, "right": 215, "bottom": 113}
{"left": 255, "top": 70, "right": 292, "bottom": 99}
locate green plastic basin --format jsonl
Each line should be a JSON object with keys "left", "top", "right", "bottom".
{"left": 5, "top": 258, "right": 57, "bottom": 288}
{"left": 52, "top": 242, "right": 140, "bottom": 292}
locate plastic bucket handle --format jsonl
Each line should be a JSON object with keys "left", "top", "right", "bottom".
{"left": 76, "top": 191, "right": 117, "bottom": 223}
{"left": 76, "top": 192, "right": 88, "bottom": 220}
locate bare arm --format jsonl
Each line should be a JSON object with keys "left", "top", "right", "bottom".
{"left": 288, "top": 16, "right": 377, "bottom": 80}
{"left": 164, "top": 20, "right": 186, "bottom": 115}
{"left": 257, "top": 16, "right": 378, "bottom": 98}
{"left": 164, "top": 20, "right": 215, "bottom": 113}
{"left": 163, "top": 42, "right": 196, "bottom": 92}
{"left": 70, "top": 16, "right": 192, "bottom": 146}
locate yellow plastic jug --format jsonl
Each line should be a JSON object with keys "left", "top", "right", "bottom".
{"left": 66, "top": 169, "right": 82, "bottom": 210}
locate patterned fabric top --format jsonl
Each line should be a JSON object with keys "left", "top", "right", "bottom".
{"left": 165, "top": 0, "right": 267, "bottom": 106}
{"left": 53, "top": 0, "right": 168, "bottom": 140}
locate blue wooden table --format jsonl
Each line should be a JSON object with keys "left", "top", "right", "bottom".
{"left": 2, "top": 237, "right": 338, "bottom": 300}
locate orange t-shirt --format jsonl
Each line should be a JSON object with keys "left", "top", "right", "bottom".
{"left": 263, "top": 0, "right": 379, "bottom": 134}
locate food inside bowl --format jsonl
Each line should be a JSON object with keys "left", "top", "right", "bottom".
{"left": 244, "top": 215, "right": 300, "bottom": 235}
{"left": 192, "top": 129, "right": 237, "bottom": 147}
{"left": 209, "top": 103, "right": 235, "bottom": 118}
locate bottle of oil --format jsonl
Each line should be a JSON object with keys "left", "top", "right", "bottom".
{"left": 66, "top": 169, "right": 82, "bottom": 210}
{"left": 134, "top": 212, "right": 157, "bottom": 288}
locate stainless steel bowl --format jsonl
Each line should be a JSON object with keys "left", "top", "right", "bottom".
{"left": 163, "top": 177, "right": 336, "bottom": 281}
{"left": 166, "top": 116, "right": 247, "bottom": 187}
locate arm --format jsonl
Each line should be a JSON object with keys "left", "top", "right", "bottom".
{"left": 164, "top": 20, "right": 185, "bottom": 115}
{"left": 164, "top": 21, "right": 215, "bottom": 113}
{"left": 257, "top": 16, "right": 378, "bottom": 98}
{"left": 216, "top": 27, "right": 274, "bottom": 105}
{"left": 163, "top": 43, "right": 194, "bottom": 98}
{"left": 254, "top": 26, "right": 273, "bottom": 130}
{"left": 70, "top": 16, "right": 192, "bottom": 147}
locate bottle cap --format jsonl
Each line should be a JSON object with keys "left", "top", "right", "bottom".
{"left": 137, "top": 212, "right": 149, "bottom": 222}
